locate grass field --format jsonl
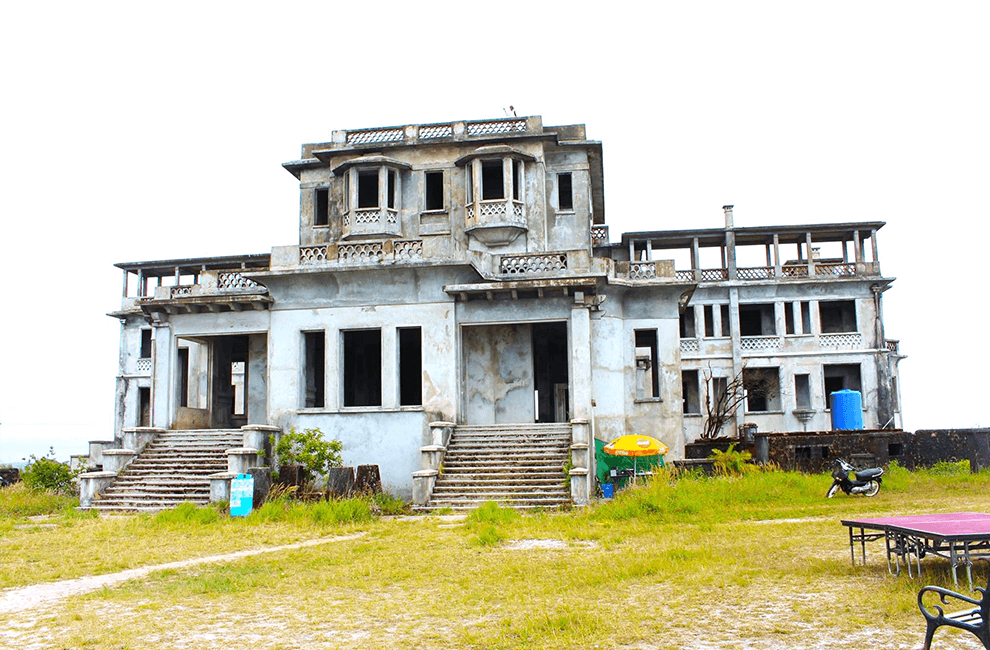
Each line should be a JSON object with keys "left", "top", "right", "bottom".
{"left": 1, "top": 463, "right": 988, "bottom": 649}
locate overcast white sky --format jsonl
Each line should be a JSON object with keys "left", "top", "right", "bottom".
{"left": 1, "top": 1, "right": 987, "bottom": 463}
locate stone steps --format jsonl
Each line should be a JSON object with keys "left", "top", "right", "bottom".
{"left": 424, "top": 423, "right": 572, "bottom": 511}
{"left": 83, "top": 429, "right": 245, "bottom": 512}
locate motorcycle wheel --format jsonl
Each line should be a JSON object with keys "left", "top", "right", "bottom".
{"left": 863, "top": 480, "right": 880, "bottom": 497}
{"left": 826, "top": 483, "right": 841, "bottom": 499}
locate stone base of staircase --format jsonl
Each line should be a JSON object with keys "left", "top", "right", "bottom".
{"left": 418, "top": 423, "right": 572, "bottom": 511}
{"left": 81, "top": 429, "right": 244, "bottom": 512}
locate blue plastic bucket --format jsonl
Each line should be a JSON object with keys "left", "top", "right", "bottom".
{"left": 602, "top": 483, "right": 615, "bottom": 499}
{"left": 830, "top": 389, "right": 864, "bottom": 430}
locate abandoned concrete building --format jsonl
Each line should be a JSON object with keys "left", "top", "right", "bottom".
{"left": 83, "top": 115, "right": 903, "bottom": 510}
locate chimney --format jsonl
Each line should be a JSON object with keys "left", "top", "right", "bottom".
{"left": 723, "top": 205, "right": 734, "bottom": 229}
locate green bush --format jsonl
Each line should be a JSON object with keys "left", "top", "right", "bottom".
{"left": 271, "top": 428, "right": 342, "bottom": 490}
{"left": 708, "top": 443, "right": 756, "bottom": 476}
{"left": 21, "top": 448, "right": 79, "bottom": 496}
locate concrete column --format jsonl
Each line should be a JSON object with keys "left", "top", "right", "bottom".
{"left": 151, "top": 320, "right": 171, "bottom": 429}
{"left": 324, "top": 329, "right": 339, "bottom": 411}
{"left": 712, "top": 303, "right": 723, "bottom": 338}
{"left": 724, "top": 205, "right": 736, "bottom": 280}
{"left": 729, "top": 288, "right": 742, "bottom": 436}
{"left": 806, "top": 232, "right": 816, "bottom": 276}
{"left": 247, "top": 334, "right": 267, "bottom": 425}
{"left": 871, "top": 229, "right": 880, "bottom": 275}
{"left": 694, "top": 305, "right": 703, "bottom": 340}
{"left": 772, "top": 234, "right": 781, "bottom": 277}
{"left": 646, "top": 239, "right": 653, "bottom": 262}
{"left": 809, "top": 301, "right": 821, "bottom": 336}
{"left": 773, "top": 302, "right": 786, "bottom": 338}
{"left": 121, "top": 269, "right": 129, "bottom": 298}
{"left": 570, "top": 302, "right": 593, "bottom": 505}
{"left": 692, "top": 237, "right": 701, "bottom": 281}
{"left": 502, "top": 157, "right": 512, "bottom": 203}
{"left": 792, "top": 302, "right": 803, "bottom": 336}
{"left": 382, "top": 326, "right": 397, "bottom": 409}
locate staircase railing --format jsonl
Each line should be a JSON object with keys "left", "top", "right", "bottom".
{"left": 412, "top": 421, "right": 454, "bottom": 506}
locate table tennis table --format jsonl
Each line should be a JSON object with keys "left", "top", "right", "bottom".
{"left": 841, "top": 512, "right": 990, "bottom": 590}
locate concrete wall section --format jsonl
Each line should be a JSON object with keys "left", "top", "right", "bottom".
{"left": 462, "top": 324, "right": 536, "bottom": 425}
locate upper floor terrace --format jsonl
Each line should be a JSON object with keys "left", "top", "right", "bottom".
{"left": 113, "top": 254, "right": 271, "bottom": 315}
{"left": 614, "top": 208, "right": 886, "bottom": 284}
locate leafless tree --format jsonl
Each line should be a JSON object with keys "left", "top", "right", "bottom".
{"left": 700, "top": 365, "right": 778, "bottom": 440}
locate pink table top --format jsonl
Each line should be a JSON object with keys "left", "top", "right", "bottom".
{"left": 842, "top": 512, "right": 990, "bottom": 540}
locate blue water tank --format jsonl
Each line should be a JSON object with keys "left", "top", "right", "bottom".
{"left": 831, "top": 389, "right": 864, "bottom": 430}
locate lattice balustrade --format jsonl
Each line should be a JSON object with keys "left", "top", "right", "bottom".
{"left": 300, "top": 245, "right": 329, "bottom": 265}
{"left": 680, "top": 338, "right": 700, "bottom": 354}
{"left": 467, "top": 119, "right": 527, "bottom": 136}
{"left": 782, "top": 265, "right": 809, "bottom": 277}
{"left": 885, "top": 339, "right": 900, "bottom": 354}
{"left": 135, "top": 358, "right": 152, "bottom": 374}
{"left": 346, "top": 128, "right": 404, "bottom": 145}
{"left": 478, "top": 201, "right": 508, "bottom": 218}
{"left": 337, "top": 243, "right": 385, "bottom": 265}
{"left": 419, "top": 124, "right": 453, "bottom": 139}
{"left": 511, "top": 201, "right": 524, "bottom": 219}
{"left": 218, "top": 272, "right": 259, "bottom": 289}
{"left": 675, "top": 270, "right": 695, "bottom": 281}
{"left": 815, "top": 263, "right": 856, "bottom": 276}
{"left": 465, "top": 204, "right": 475, "bottom": 220}
{"left": 700, "top": 268, "right": 728, "bottom": 281}
{"left": 500, "top": 253, "right": 568, "bottom": 276}
{"left": 740, "top": 336, "right": 782, "bottom": 351}
{"left": 171, "top": 286, "right": 193, "bottom": 297}
{"left": 820, "top": 333, "right": 863, "bottom": 348}
{"left": 394, "top": 240, "right": 424, "bottom": 262}
{"left": 737, "top": 267, "right": 774, "bottom": 281}
{"left": 628, "top": 262, "right": 658, "bottom": 280}
{"left": 591, "top": 226, "right": 609, "bottom": 245}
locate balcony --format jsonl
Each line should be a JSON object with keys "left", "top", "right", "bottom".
{"left": 464, "top": 199, "right": 527, "bottom": 247}
{"left": 670, "top": 261, "right": 879, "bottom": 284}
{"left": 342, "top": 207, "right": 401, "bottom": 240}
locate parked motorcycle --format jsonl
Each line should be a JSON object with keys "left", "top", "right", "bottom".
{"left": 826, "top": 458, "right": 884, "bottom": 497}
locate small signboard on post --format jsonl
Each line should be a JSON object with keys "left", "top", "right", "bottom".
{"left": 230, "top": 473, "right": 254, "bottom": 517}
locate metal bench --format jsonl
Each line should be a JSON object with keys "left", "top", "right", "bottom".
{"left": 918, "top": 564, "right": 990, "bottom": 649}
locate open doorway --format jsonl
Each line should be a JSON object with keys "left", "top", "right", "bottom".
{"left": 532, "top": 322, "right": 569, "bottom": 423}
{"left": 174, "top": 334, "right": 266, "bottom": 429}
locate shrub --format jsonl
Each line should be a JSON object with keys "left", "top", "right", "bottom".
{"left": 709, "top": 443, "right": 756, "bottom": 477}
{"left": 271, "top": 428, "right": 343, "bottom": 490}
{"left": 21, "top": 448, "right": 79, "bottom": 496}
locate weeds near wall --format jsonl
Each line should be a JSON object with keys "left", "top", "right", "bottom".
{"left": 709, "top": 443, "right": 757, "bottom": 477}
{"left": 21, "top": 447, "right": 80, "bottom": 495}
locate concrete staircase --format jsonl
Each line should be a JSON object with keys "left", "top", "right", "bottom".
{"left": 424, "top": 423, "right": 572, "bottom": 511}
{"left": 85, "top": 429, "right": 243, "bottom": 512}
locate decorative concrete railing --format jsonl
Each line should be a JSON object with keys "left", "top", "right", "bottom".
{"left": 737, "top": 266, "right": 775, "bottom": 280}
{"left": 740, "top": 335, "right": 782, "bottom": 351}
{"left": 166, "top": 270, "right": 264, "bottom": 298}
{"left": 412, "top": 421, "right": 454, "bottom": 506}
{"left": 885, "top": 339, "right": 900, "bottom": 354}
{"left": 467, "top": 119, "right": 527, "bottom": 136}
{"left": 675, "top": 270, "right": 695, "bottom": 281}
{"left": 591, "top": 225, "right": 609, "bottom": 246}
{"left": 628, "top": 261, "right": 659, "bottom": 280}
{"left": 700, "top": 268, "right": 729, "bottom": 281}
{"left": 299, "top": 239, "right": 424, "bottom": 267}
{"left": 135, "top": 357, "right": 152, "bottom": 374}
{"left": 820, "top": 332, "right": 863, "bottom": 348}
{"left": 217, "top": 271, "right": 259, "bottom": 289}
{"left": 781, "top": 265, "right": 810, "bottom": 277}
{"left": 815, "top": 263, "right": 857, "bottom": 276}
{"left": 337, "top": 117, "right": 537, "bottom": 150}
{"left": 342, "top": 207, "right": 401, "bottom": 239}
{"left": 680, "top": 338, "right": 700, "bottom": 354}
{"left": 500, "top": 253, "right": 568, "bottom": 276}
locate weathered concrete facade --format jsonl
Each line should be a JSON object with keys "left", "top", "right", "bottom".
{"left": 106, "top": 116, "right": 903, "bottom": 500}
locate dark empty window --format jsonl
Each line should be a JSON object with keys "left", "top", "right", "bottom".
{"left": 721, "top": 305, "right": 731, "bottom": 336}
{"left": 634, "top": 330, "right": 660, "bottom": 399}
{"left": 820, "top": 300, "right": 857, "bottom": 333}
{"left": 796, "top": 446, "right": 812, "bottom": 459}
{"left": 888, "top": 443, "right": 903, "bottom": 457}
{"left": 679, "top": 310, "right": 696, "bottom": 338}
{"left": 314, "top": 188, "right": 329, "bottom": 226}
{"left": 739, "top": 304, "right": 775, "bottom": 336}
{"left": 425, "top": 171, "right": 444, "bottom": 211}
{"left": 140, "top": 329, "right": 152, "bottom": 358}
{"left": 139, "top": 387, "right": 151, "bottom": 427}
{"left": 343, "top": 329, "right": 382, "bottom": 407}
{"left": 744, "top": 367, "right": 780, "bottom": 412}
{"left": 303, "top": 332, "right": 325, "bottom": 408}
{"left": 177, "top": 348, "right": 189, "bottom": 408}
{"left": 387, "top": 169, "right": 396, "bottom": 209}
{"left": 558, "top": 173, "right": 573, "bottom": 210}
{"left": 785, "top": 303, "right": 795, "bottom": 335}
{"left": 682, "top": 370, "right": 700, "bottom": 414}
{"left": 398, "top": 327, "right": 422, "bottom": 406}
{"left": 513, "top": 160, "right": 523, "bottom": 200}
{"left": 481, "top": 160, "right": 504, "bottom": 200}
{"left": 795, "top": 373, "right": 811, "bottom": 409}
{"left": 358, "top": 170, "right": 379, "bottom": 208}
{"left": 824, "top": 363, "right": 861, "bottom": 401}
{"left": 801, "top": 302, "right": 812, "bottom": 334}
{"left": 703, "top": 305, "right": 715, "bottom": 337}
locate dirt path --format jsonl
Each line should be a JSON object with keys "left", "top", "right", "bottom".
{"left": 0, "top": 532, "right": 365, "bottom": 615}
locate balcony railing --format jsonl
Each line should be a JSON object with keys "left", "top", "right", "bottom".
{"left": 820, "top": 332, "right": 863, "bottom": 348}
{"left": 591, "top": 225, "right": 609, "bottom": 246}
{"left": 740, "top": 335, "right": 782, "bottom": 351}
{"left": 885, "top": 339, "right": 900, "bottom": 354}
{"left": 500, "top": 253, "right": 567, "bottom": 276}
{"left": 299, "top": 239, "right": 424, "bottom": 267}
{"left": 342, "top": 207, "right": 401, "bottom": 239}
{"left": 673, "top": 261, "right": 877, "bottom": 283}
{"left": 165, "top": 271, "right": 263, "bottom": 299}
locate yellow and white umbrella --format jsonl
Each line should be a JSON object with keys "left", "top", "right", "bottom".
{"left": 603, "top": 435, "right": 669, "bottom": 478}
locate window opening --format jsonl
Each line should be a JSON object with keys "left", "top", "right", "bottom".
{"left": 739, "top": 304, "right": 775, "bottom": 336}
{"left": 343, "top": 329, "right": 382, "bottom": 407}
{"left": 177, "top": 348, "right": 189, "bottom": 408}
{"left": 140, "top": 329, "right": 152, "bottom": 358}
{"left": 314, "top": 188, "right": 329, "bottom": 226}
{"left": 533, "top": 322, "right": 569, "bottom": 423}
{"left": 819, "top": 300, "right": 857, "bottom": 333}
{"left": 703, "top": 305, "right": 715, "bottom": 337}
{"left": 888, "top": 442, "right": 903, "bottom": 456}
{"left": 634, "top": 330, "right": 660, "bottom": 399}
{"left": 823, "top": 363, "right": 861, "bottom": 402}
{"left": 481, "top": 160, "right": 504, "bottom": 200}
{"left": 357, "top": 170, "right": 379, "bottom": 208}
{"left": 513, "top": 159, "right": 522, "bottom": 200}
{"left": 425, "top": 171, "right": 444, "bottom": 211}
{"left": 139, "top": 387, "right": 151, "bottom": 427}
{"left": 796, "top": 446, "right": 812, "bottom": 459}
{"left": 303, "top": 332, "right": 325, "bottom": 408}
{"left": 398, "top": 327, "right": 422, "bottom": 407}
{"left": 682, "top": 370, "right": 700, "bottom": 414}
{"left": 743, "top": 367, "right": 780, "bottom": 412}
{"left": 558, "top": 172, "right": 573, "bottom": 210}
{"left": 785, "top": 303, "right": 795, "bottom": 335}
{"left": 720, "top": 305, "right": 731, "bottom": 336}
{"left": 800, "top": 301, "right": 812, "bottom": 334}
{"left": 795, "top": 373, "right": 811, "bottom": 409}
{"left": 679, "top": 310, "right": 696, "bottom": 338}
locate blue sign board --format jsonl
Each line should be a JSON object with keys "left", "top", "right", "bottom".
{"left": 230, "top": 473, "right": 254, "bottom": 516}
